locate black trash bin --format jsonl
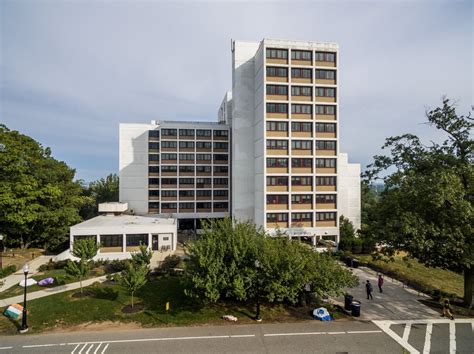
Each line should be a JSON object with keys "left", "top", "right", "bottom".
{"left": 344, "top": 294, "right": 353, "bottom": 311}
{"left": 352, "top": 259, "right": 359, "bottom": 268}
{"left": 345, "top": 257, "right": 353, "bottom": 267}
{"left": 351, "top": 300, "right": 361, "bottom": 317}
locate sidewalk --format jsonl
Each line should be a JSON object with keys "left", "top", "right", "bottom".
{"left": 335, "top": 266, "right": 440, "bottom": 320}
{"left": 0, "top": 255, "right": 53, "bottom": 292}
{"left": 0, "top": 275, "right": 107, "bottom": 307}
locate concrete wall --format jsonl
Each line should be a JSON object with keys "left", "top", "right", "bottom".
{"left": 338, "top": 153, "right": 361, "bottom": 230}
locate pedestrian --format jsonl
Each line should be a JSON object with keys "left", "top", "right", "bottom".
{"left": 366, "top": 280, "right": 373, "bottom": 300}
{"left": 441, "top": 299, "right": 454, "bottom": 320}
{"left": 378, "top": 274, "right": 384, "bottom": 293}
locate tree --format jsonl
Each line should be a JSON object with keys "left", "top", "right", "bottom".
{"left": 131, "top": 243, "right": 153, "bottom": 268}
{"left": 80, "top": 174, "right": 119, "bottom": 220}
{"left": 120, "top": 262, "right": 148, "bottom": 308}
{"left": 0, "top": 125, "right": 87, "bottom": 250}
{"left": 364, "top": 98, "right": 473, "bottom": 306}
{"left": 65, "top": 238, "right": 99, "bottom": 293}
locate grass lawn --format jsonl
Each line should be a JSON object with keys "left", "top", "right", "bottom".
{"left": 353, "top": 253, "right": 464, "bottom": 298}
{"left": 0, "top": 276, "right": 336, "bottom": 335}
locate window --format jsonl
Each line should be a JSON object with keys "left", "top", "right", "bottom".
{"left": 266, "top": 67, "right": 288, "bottom": 77}
{"left": 214, "top": 178, "right": 228, "bottom": 186}
{"left": 316, "top": 140, "right": 336, "bottom": 150}
{"left": 291, "top": 122, "right": 312, "bottom": 132}
{"left": 291, "top": 86, "right": 312, "bottom": 96}
{"left": 161, "top": 203, "right": 177, "bottom": 209}
{"left": 316, "top": 158, "right": 336, "bottom": 168}
{"left": 196, "top": 154, "right": 211, "bottom": 161}
{"left": 179, "top": 141, "right": 194, "bottom": 149}
{"left": 291, "top": 140, "right": 312, "bottom": 150}
{"left": 179, "top": 190, "right": 194, "bottom": 197}
{"left": 101, "top": 234, "right": 122, "bottom": 248}
{"left": 291, "top": 195, "right": 312, "bottom": 204}
{"left": 316, "top": 176, "right": 337, "bottom": 186}
{"left": 316, "top": 87, "right": 336, "bottom": 97}
{"left": 266, "top": 121, "right": 288, "bottom": 131}
{"left": 267, "top": 85, "right": 288, "bottom": 95}
{"left": 149, "top": 142, "right": 159, "bottom": 150}
{"left": 292, "top": 176, "right": 312, "bottom": 186}
{"left": 149, "top": 190, "right": 160, "bottom": 197}
{"left": 161, "top": 141, "right": 177, "bottom": 149}
{"left": 196, "top": 178, "right": 212, "bottom": 186}
{"left": 196, "top": 141, "right": 212, "bottom": 149}
{"left": 214, "top": 202, "right": 228, "bottom": 209}
{"left": 162, "top": 166, "right": 177, "bottom": 173}
{"left": 196, "top": 166, "right": 211, "bottom": 173}
{"left": 315, "top": 105, "right": 336, "bottom": 115}
{"left": 161, "top": 178, "right": 177, "bottom": 185}
{"left": 126, "top": 234, "right": 148, "bottom": 247}
{"left": 149, "top": 202, "right": 159, "bottom": 209}
{"left": 266, "top": 176, "right": 288, "bottom": 186}
{"left": 316, "top": 70, "right": 336, "bottom": 80}
{"left": 214, "top": 166, "right": 228, "bottom": 173}
{"left": 291, "top": 50, "right": 312, "bottom": 60}
{"left": 315, "top": 52, "right": 336, "bottom": 62}
{"left": 213, "top": 130, "right": 229, "bottom": 138}
{"left": 179, "top": 129, "right": 195, "bottom": 137}
{"left": 179, "top": 154, "right": 194, "bottom": 162}
{"left": 266, "top": 48, "right": 288, "bottom": 59}
{"left": 149, "top": 130, "right": 160, "bottom": 138}
{"left": 161, "top": 190, "right": 177, "bottom": 197}
{"left": 214, "top": 154, "right": 228, "bottom": 162}
{"left": 316, "top": 194, "right": 336, "bottom": 204}
{"left": 196, "top": 190, "right": 212, "bottom": 197}
{"left": 292, "top": 213, "right": 313, "bottom": 222}
{"left": 162, "top": 129, "right": 177, "bottom": 137}
{"left": 267, "top": 140, "right": 288, "bottom": 150}
{"left": 267, "top": 158, "right": 288, "bottom": 167}
{"left": 316, "top": 212, "right": 337, "bottom": 221}
{"left": 179, "top": 178, "right": 194, "bottom": 185}
{"left": 179, "top": 202, "right": 194, "bottom": 209}
{"left": 267, "top": 195, "right": 288, "bottom": 204}
{"left": 149, "top": 178, "right": 159, "bottom": 185}
{"left": 196, "top": 129, "right": 212, "bottom": 137}
{"left": 267, "top": 103, "right": 288, "bottom": 113}
{"left": 214, "top": 142, "right": 228, "bottom": 150}
{"left": 179, "top": 166, "right": 194, "bottom": 173}
{"left": 292, "top": 158, "right": 312, "bottom": 167}
{"left": 316, "top": 123, "right": 336, "bottom": 133}
{"left": 149, "top": 154, "right": 159, "bottom": 162}
{"left": 291, "top": 68, "right": 312, "bottom": 78}
{"left": 267, "top": 213, "right": 288, "bottom": 222}
{"left": 196, "top": 202, "right": 212, "bottom": 209}
{"left": 214, "top": 190, "right": 228, "bottom": 197}
{"left": 291, "top": 104, "right": 312, "bottom": 114}
{"left": 161, "top": 153, "right": 177, "bottom": 162}
{"left": 149, "top": 166, "right": 159, "bottom": 173}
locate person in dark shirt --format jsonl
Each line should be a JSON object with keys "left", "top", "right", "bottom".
{"left": 441, "top": 299, "right": 454, "bottom": 320}
{"left": 378, "top": 274, "right": 384, "bottom": 293}
{"left": 366, "top": 280, "right": 373, "bottom": 300}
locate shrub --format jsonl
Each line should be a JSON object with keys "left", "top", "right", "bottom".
{"left": 351, "top": 238, "right": 363, "bottom": 254}
{"left": 0, "top": 264, "right": 17, "bottom": 278}
{"left": 38, "top": 260, "right": 69, "bottom": 271}
{"left": 161, "top": 255, "right": 182, "bottom": 273}
{"left": 105, "top": 260, "right": 128, "bottom": 273}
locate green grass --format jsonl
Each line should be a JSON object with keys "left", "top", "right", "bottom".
{"left": 0, "top": 276, "right": 322, "bottom": 335}
{"left": 353, "top": 253, "right": 463, "bottom": 298}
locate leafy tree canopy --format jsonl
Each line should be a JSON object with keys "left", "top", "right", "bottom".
{"left": 80, "top": 173, "right": 119, "bottom": 220}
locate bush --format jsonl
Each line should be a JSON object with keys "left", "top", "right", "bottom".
{"left": 0, "top": 264, "right": 17, "bottom": 278}
{"left": 38, "top": 260, "right": 69, "bottom": 271}
{"left": 351, "top": 239, "right": 363, "bottom": 254}
{"left": 105, "top": 259, "right": 128, "bottom": 273}
{"left": 160, "top": 255, "right": 182, "bottom": 273}
{"left": 338, "top": 238, "right": 353, "bottom": 251}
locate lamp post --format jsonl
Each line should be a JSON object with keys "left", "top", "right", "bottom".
{"left": 0, "top": 234, "right": 4, "bottom": 269}
{"left": 19, "top": 263, "right": 29, "bottom": 333}
{"left": 254, "top": 260, "right": 262, "bottom": 322}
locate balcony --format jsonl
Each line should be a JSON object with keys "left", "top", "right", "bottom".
{"left": 196, "top": 147, "right": 212, "bottom": 152}
{"left": 267, "top": 185, "right": 288, "bottom": 192}
{"left": 149, "top": 172, "right": 160, "bottom": 177}
{"left": 266, "top": 94, "right": 288, "bottom": 101}
{"left": 179, "top": 147, "right": 194, "bottom": 152}
{"left": 291, "top": 112, "right": 312, "bottom": 120}
{"left": 179, "top": 184, "right": 194, "bottom": 189}
{"left": 266, "top": 75, "right": 288, "bottom": 83}
{"left": 316, "top": 185, "right": 336, "bottom": 192}
{"left": 162, "top": 171, "right": 177, "bottom": 176}
{"left": 267, "top": 112, "right": 289, "bottom": 119}
{"left": 266, "top": 130, "right": 288, "bottom": 138}
{"left": 196, "top": 183, "right": 212, "bottom": 189}
{"left": 292, "top": 131, "right": 312, "bottom": 138}
{"left": 292, "top": 149, "right": 312, "bottom": 156}
{"left": 179, "top": 195, "right": 194, "bottom": 201}
{"left": 316, "top": 149, "right": 336, "bottom": 157}
{"left": 315, "top": 96, "right": 336, "bottom": 103}
{"left": 161, "top": 195, "right": 177, "bottom": 201}
{"left": 316, "top": 220, "right": 337, "bottom": 227}
{"left": 179, "top": 207, "right": 195, "bottom": 213}
{"left": 291, "top": 59, "right": 312, "bottom": 66}
{"left": 196, "top": 171, "right": 212, "bottom": 176}
{"left": 149, "top": 195, "right": 160, "bottom": 201}
{"left": 196, "top": 195, "right": 212, "bottom": 200}
{"left": 291, "top": 95, "right": 312, "bottom": 102}
{"left": 214, "top": 207, "right": 229, "bottom": 212}
{"left": 292, "top": 185, "right": 313, "bottom": 192}
{"left": 161, "top": 184, "right": 177, "bottom": 189}
{"left": 161, "top": 135, "right": 177, "bottom": 140}
{"left": 315, "top": 78, "right": 336, "bottom": 85}
{"left": 292, "top": 77, "right": 312, "bottom": 84}
{"left": 213, "top": 195, "right": 228, "bottom": 200}
{"left": 213, "top": 135, "right": 228, "bottom": 141}
{"left": 162, "top": 159, "right": 177, "bottom": 164}
{"left": 148, "top": 183, "right": 160, "bottom": 188}
{"left": 179, "top": 171, "right": 194, "bottom": 176}
{"left": 267, "top": 57, "right": 288, "bottom": 65}
{"left": 316, "top": 131, "right": 337, "bottom": 138}
{"left": 291, "top": 167, "right": 313, "bottom": 173}
{"left": 292, "top": 203, "right": 312, "bottom": 210}
{"left": 148, "top": 208, "right": 159, "bottom": 214}
{"left": 315, "top": 60, "right": 336, "bottom": 68}
{"left": 214, "top": 148, "right": 228, "bottom": 153}
{"left": 316, "top": 202, "right": 336, "bottom": 210}
{"left": 162, "top": 208, "right": 177, "bottom": 213}
{"left": 316, "top": 167, "right": 337, "bottom": 174}
{"left": 266, "top": 166, "right": 289, "bottom": 174}
{"left": 266, "top": 203, "right": 289, "bottom": 211}
{"left": 196, "top": 207, "right": 212, "bottom": 213}
{"left": 213, "top": 171, "right": 228, "bottom": 176}
{"left": 267, "top": 149, "right": 288, "bottom": 156}
{"left": 213, "top": 159, "right": 228, "bottom": 165}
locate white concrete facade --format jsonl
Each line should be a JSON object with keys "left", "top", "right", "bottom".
{"left": 337, "top": 153, "right": 361, "bottom": 230}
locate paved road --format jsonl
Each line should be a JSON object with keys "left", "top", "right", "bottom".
{"left": 1, "top": 320, "right": 472, "bottom": 353}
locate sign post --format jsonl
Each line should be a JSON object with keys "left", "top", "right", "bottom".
{"left": 166, "top": 302, "right": 170, "bottom": 324}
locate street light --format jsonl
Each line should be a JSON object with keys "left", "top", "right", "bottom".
{"left": 254, "top": 260, "right": 262, "bottom": 322}
{"left": 19, "top": 263, "right": 29, "bottom": 333}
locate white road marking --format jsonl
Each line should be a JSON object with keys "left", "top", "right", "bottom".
{"left": 229, "top": 334, "right": 255, "bottom": 338}
{"left": 78, "top": 343, "right": 88, "bottom": 354}
{"left": 347, "top": 330, "right": 382, "bottom": 334}
{"left": 23, "top": 343, "right": 59, "bottom": 348}
{"left": 422, "top": 323, "right": 432, "bottom": 354}
{"left": 264, "top": 332, "right": 326, "bottom": 337}
{"left": 328, "top": 331, "right": 346, "bottom": 334}
{"left": 93, "top": 343, "right": 102, "bottom": 354}
{"left": 402, "top": 323, "right": 412, "bottom": 342}
{"left": 449, "top": 321, "right": 456, "bottom": 354}
{"left": 0, "top": 348, "right": 13, "bottom": 350}
{"left": 376, "top": 319, "right": 474, "bottom": 325}
{"left": 85, "top": 343, "right": 94, "bottom": 354}
{"left": 101, "top": 343, "right": 109, "bottom": 354}
{"left": 373, "top": 321, "right": 420, "bottom": 354}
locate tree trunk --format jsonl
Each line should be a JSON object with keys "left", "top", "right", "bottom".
{"left": 80, "top": 277, "right": 83, "bottom": 294}
{"left": 464, "top": 267, "right": 473, "bottom": 307}
{"left": 131, "top": 292, "right": 134, "bottom": 308}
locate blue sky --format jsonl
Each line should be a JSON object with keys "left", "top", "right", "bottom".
{"left": 1, "top": 0, "right": 472, "bottom": 182}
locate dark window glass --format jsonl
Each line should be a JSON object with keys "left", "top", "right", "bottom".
{"left": 101, "top": 234, "right": 122, "bottom": 248}
{"left": 267, "top": 103, "right": 288, "bottom": 113}
{"left": 162, "top": 129, "right": 177, "bottom": 136}
{"left": 126, "top": 234, "right": 148, "bottom": 247}
{"left": 267, "top": 158, "right": 288, "bottom": 167}
{"left": 196, "top": 129, "right": 212, "bottom": 137}
{"left": 266, "top": 48, "right": 288, "bottom": 59}
{"left": 266, "top": 85, "right": 288, "bottom": 95}
{"left": 266, "top": 67, "right": 288, "bottom": 77}
{"left": 291, "top": 50, "right": 312, "bottom": 60}
{"left": 291, "top": 104, "right": 312, "bottom": 114}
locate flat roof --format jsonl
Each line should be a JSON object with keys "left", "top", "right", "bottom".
{"left": 71, "top": 215, "right": 176, "bottom": 229}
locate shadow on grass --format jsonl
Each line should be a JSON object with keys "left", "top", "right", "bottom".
{"left": 93, "top": 286, "right": 119, "bottom": 301}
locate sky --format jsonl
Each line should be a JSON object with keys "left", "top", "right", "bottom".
{"left": 1, "top": 0, "right": 472, "bottom": 182}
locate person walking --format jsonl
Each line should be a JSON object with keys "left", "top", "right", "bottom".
{"left": 441, "top": 299, "right": 454, "bottom": 320}
{"left": 378, "top": 274, "right": 384, "bottom": 293}
{"left": 366, "top": 280, "right": 373, "bottom": 300}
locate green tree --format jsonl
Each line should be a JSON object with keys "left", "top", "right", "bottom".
{"left": 131, "top": 243, "right": 153, "bottom": 268}
{"left": 120, "top": 262, "right": 148, "bottom": 308}
{"left": 80, "top": 174, "right": 119, "bottom": 220}
{"left": 364, "top": 98, "right": 473, "bottom": 306}
{"left": 0, "top": 125, "right": 87, "bottom": 250}
{"left": 65, "top": 238, "right": 100, "bottom": 293}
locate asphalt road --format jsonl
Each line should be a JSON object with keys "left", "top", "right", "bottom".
{"left": 1, "top": 319, "right": 473, "bottom": 353}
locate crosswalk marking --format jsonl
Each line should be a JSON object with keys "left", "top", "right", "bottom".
{"left": 422, "top": 322, "right": 432, "bottom": 354}
{"left": 72, "top": 343, "right": 108, "bottom": 354}
{"left": 449, "top": 321, "right": 456, "bottom": 354}
{"left": 402, "top": 323, "right": 411, "bottom": 342}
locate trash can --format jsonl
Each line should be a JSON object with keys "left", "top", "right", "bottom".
{"left": 345, "top": 257, "right": 353, "bottom": 267}
{"left": 351, "top": 300, "right": 361, "bottom": 317}
{"left": 344, "top": 294, "right": 353, "bottom": 311}
{"left": 352, "top": 259, "right": 359, "bottom": 268}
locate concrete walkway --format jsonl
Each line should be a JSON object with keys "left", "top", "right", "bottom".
{"left": 0, "top": 275, "right": 107, "bottom": 307}
{"left": 0, "top": 255, "right": 53, "bottom": 292}
{"left": 335, "top": 266, "right": 440, "bottom": 321}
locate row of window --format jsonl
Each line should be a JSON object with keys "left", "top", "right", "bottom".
{"left": 154, "top": 202, "right": 228, "bottom": 209}
{"left": 266, "top": 140, "right": 336, "bottom": 151}
{"left": 267, "top": 103, "right": 336, "bottom": 114}
{"left": 157, "top": 153, "right": 228, "bottom": 162}
{"left": 151, "top": 166, "right": 228, "bottom": 174}
{"left": 267, "top": 122, "right": 336, "bottom": 133}
{"left": 266, "top": 86, "right": 336, "bottom": 98}
{"left": 267, "top": 67, "right": 337, "bottom": 79}
{"left": 266, "top": 194, "right": 336, "bottom": 204}
{"left": 159, "top": 142, "right": 228, "bottom": 149}
{"left": 266, "top": 49, "right": 336, "bottom": 62}
{"left": 267, "top": 158, "right": 337, "bottom": 169}
{"left": 267, "top": 212, "right": 337, "bottom": 223}
{"left": 151, "top": 178, "right": 228, "bottom": 185}
{"left": 267, "top": 175, "right": 337, "bottom": 186}
{"left": 150, "top": 190, "right": 228, "bottom": 198}
{"left": 153, "top": 129, "right": 229, "bottom": 138}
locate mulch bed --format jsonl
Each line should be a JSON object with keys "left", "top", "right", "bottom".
{"left": 121, "top": 303, "right": 145, "bottom": 314}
